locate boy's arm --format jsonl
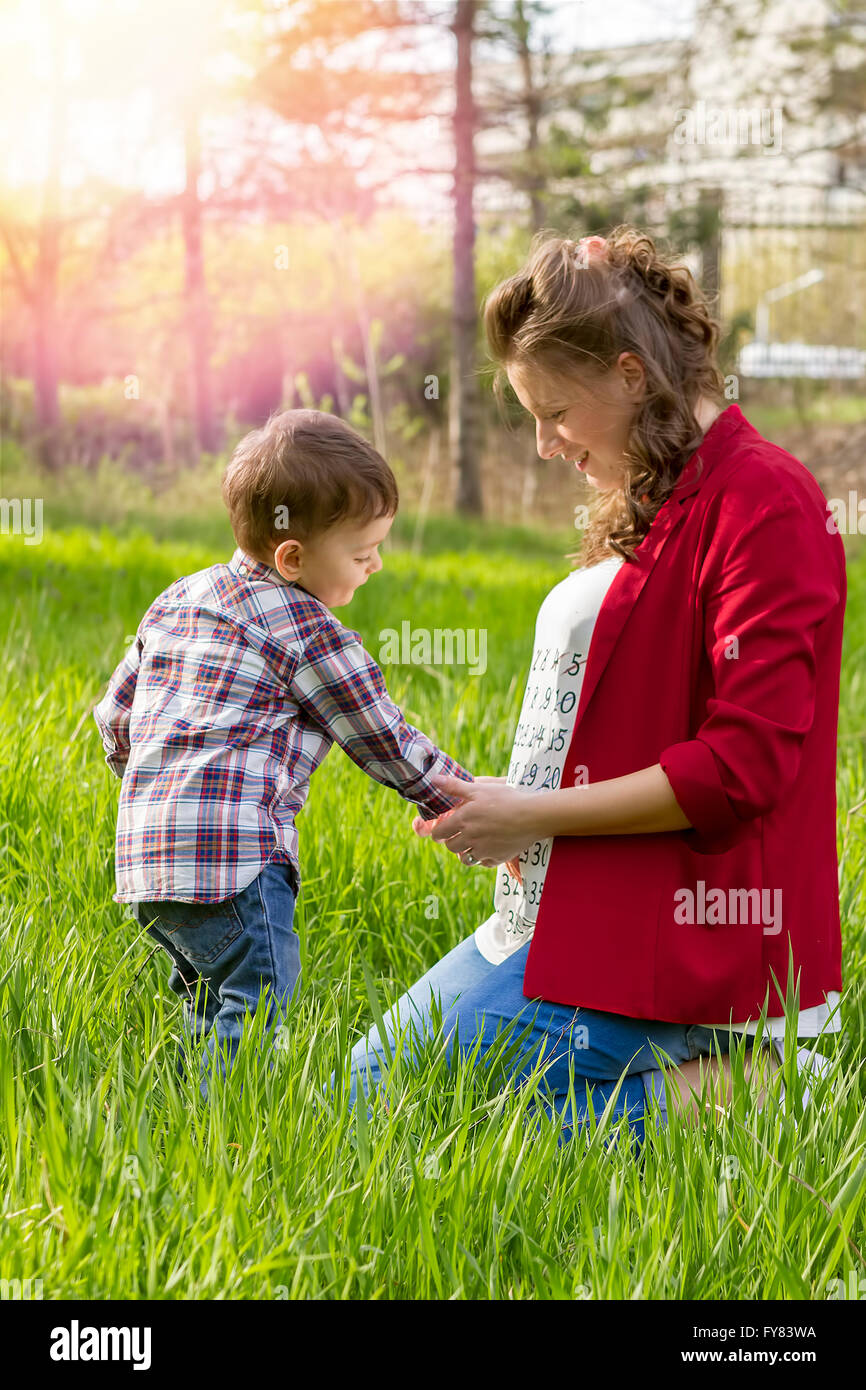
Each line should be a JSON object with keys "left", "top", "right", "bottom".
{"left": 92, "top": 634, "right": 143, "bottom": 778}
{"left": 289, "top": 621, "right": 473, "bottom": 818}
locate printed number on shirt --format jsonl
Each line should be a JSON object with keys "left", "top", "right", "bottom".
{"left": 529, "top": 842, "right": 550, "bottom": 869}
{"left": 513, "top": 721, "right": 543, "bottom": 751}
{"left": 530, "top": 648, "right": 586, "bottom": 677}
{"left": 528, "top": 687, "right": 577, "bottom": 716}
{"left": 505, "top": 907, "right": 524, "bottom": 934}
{"left": 512, "top": 760, "right": 561, "bottom": 790}
{"left": 525, "top": 878, "right": 542, "bottom": 907}
{"left": 512, "top": 724, "right": 567, "bottom": 754}
{"left": 529, "top": 686, "right": 553, "bottom": 711}
{"left": 562, "top": 651, "right": 587, "bottom": 677}
{"left": 531, "top": 647, "right": 560, "bottom": 673}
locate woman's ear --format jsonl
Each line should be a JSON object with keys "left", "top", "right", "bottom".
{"left": 616, "top": 350, "right": 646, "bottom": 399}
{"left": 272, "top": 538, "right": 303, "bottom": 581}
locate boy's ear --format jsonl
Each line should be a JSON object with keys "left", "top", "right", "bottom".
{"left": 272, "top": 538, "right": 303, "bottom": 580}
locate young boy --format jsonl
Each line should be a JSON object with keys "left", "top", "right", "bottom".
{"left": 93, "top": 408, "right": 474, "bottom": 1094}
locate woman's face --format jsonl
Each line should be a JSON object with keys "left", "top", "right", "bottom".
{"left": 506, "top": 355, "right": 645, "bottom": 490}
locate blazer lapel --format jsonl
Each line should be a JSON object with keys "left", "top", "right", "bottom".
{"left": 569, "top": 405, "right": 745, "bottom": 741}
{"left": 570, "top": 500, "right": 688, "bottom": 735}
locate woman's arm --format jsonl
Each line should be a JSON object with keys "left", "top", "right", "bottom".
{"left": 415, "top": 763, "right": 692, "bottom": 866}
{"left": 532, "top": 763, "right": 692, "bottom": 836}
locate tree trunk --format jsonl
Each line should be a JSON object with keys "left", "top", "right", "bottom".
{"left": 345, "top": 235, "right": 387, "bottom": 457}
{"left": 34, "top": 213, "right": 61, "bottom": 472}
{"left": 33, "top": 7, "right": 65, "bottom": 471}
{"left": 515, "top": 0, "right": 545, "bottom": 233}
{"left": 158, "top": 389, "right": 175, "bottom": 468}
{"left": 452, "top": 0, "right": 483, "bottom": 516}
{"left": 700, "top": 187, "right": 723, "bottom": 313}
{"left": 331, "top": 335, "right": 351, "bottom": 419}
{"left": 181, "top": 101, "right": 221, "bottom": 456}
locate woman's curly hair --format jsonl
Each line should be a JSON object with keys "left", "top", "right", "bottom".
{"left": 483, "top": 224, "right": 727, "bottom": 567}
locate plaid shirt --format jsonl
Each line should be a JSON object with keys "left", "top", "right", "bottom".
{"left": 93, "top": 548, "right": 473, "bottom": 903}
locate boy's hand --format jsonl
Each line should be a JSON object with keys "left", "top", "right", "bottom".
{"left": 412, "top": 804, "right": 522, "bottom": 880}
{"left": 412, "top": 774, "right": 537, "bottom": 870}
{"left": 504, "top": 856, "right": 523, "bottom": 884}
{"left": 411, "top": 776, "right": 506, "bottom": 841}
{"left": 411, "top": 805, "right": 456, "bottom": 837}
{"left": 414, "top": 772, "right": 508, "bottom": 834}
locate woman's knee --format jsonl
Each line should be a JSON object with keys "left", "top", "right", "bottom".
{"left": 527, "top": 1072, "right": 648, "bottom": 1149}
{"left": 567, "top": 1009, "right": 693, "bottom": 1080}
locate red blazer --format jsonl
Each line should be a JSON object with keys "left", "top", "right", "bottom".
{"left": 524, "top": 404, "right": 847, "bottom": 1023}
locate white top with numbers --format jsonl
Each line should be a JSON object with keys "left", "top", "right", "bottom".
{"left": 474, "top": 556, "right": 624, "bottom": 966}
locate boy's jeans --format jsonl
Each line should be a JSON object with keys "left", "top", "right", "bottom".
{"left": 340, "top": 934, "right": 750, "bottom": 1146}
{"left": 130, "top": 861, "right": 300, "bottom": 1097}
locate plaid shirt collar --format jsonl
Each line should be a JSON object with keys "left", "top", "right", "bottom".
{"left": 228, "top": 547, "right": 294, "bottom": 588}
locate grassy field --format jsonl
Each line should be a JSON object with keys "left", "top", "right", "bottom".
{"left": 0, "top": 475, "right": 864, "bottom": 1301}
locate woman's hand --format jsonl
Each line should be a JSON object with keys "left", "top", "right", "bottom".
{"left": 412, "top": 773, "right": 539, "bottom": 869}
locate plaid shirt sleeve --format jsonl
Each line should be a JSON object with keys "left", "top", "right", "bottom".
{"left": 289, "top": 620, "right": 474, "bottom": 819}
{"left": 92, "top": 634, "right": 143, "bottom": 778}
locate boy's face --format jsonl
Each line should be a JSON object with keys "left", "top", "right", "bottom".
{"left": 270, "top": 513, "right": 394, "bottom": 608}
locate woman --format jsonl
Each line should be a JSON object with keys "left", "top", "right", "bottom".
{"left": 344, "top": 226, "right": 846, "bottom": 1144}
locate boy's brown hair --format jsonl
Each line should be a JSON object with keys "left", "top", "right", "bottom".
{"left": 222, "top": 408, "right": 399, "bottom": 560}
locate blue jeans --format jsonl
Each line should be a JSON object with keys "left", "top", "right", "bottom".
{"left": 130, "top": 861, "right": 301, "bottom": 1097}
{"left": 340, "top": 934, "right": 745, "bottom": 1146}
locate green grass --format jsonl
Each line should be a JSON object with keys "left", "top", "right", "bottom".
{"left": 0, "top": 495, "right": 864, "bottom": 1300}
